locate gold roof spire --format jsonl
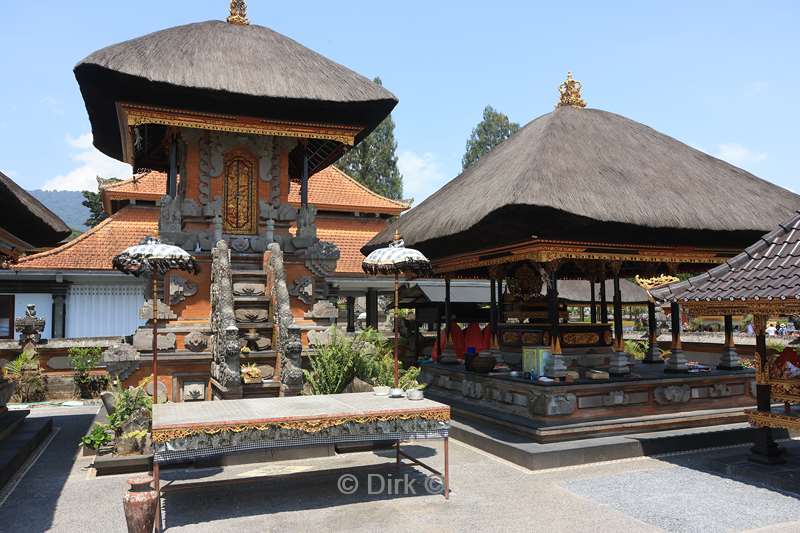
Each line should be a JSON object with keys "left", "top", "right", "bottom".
{"left": 227, "top": 0, "right": 250, "bottom": 25}
{"left": 557, "top": 72, "right": 586, "bottom": 108}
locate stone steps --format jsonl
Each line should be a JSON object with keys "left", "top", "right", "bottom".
{"left": 0, "top": 412, "right": 53, "bottom": 490}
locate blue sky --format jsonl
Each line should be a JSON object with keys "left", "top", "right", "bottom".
{"left": 1, "top": 0, "right": 798, "bottom": 202}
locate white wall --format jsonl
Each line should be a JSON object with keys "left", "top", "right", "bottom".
{"left": 66, "top": 285, "right": 145, "bottom": 338}
{"left": 1, "top": 293, "right": 53, "bottom": 340}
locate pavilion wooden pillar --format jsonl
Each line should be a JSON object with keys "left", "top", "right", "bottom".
{"left": 609, "top": 262, "right": 630, "bottom": 375}
{"left": 545, "top": 266, "right": 567, "bottom": 378}
{"left": 642, "top": 300, "right": 663, "bottom": 363}
{"left": 664, "top": 301, "right": 688, "bottom": 372}
{"left": 599, "top": 271, "right": 609, "bottom": 324}
{"left": 589, "top": 281, "right": 597, "bottom": 324}
{"left": 444, "top": 277, "right": 451, "bottom": 345}
{"left": 346, "top": 296, "right": 356, "bottom": 333}
{"left": 496, "top": 278, "right": 504, "bottom": 324}
{"left": 167, "top": 137, "right": 178, "bottom": 198}
{"left": 489, "top": 278, "right": 497, "bottom": 335}
{"left": 718, "top": 314, "right": 742, "bottom": 370}
{"left": 366, "top": 288, "right": 378, "bottom": 330}
{"left": 750, "top": 314, "right": 785, "bottom": 464}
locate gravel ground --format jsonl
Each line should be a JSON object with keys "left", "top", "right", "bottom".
{"left": 1, "top": 406, "right": 799, "bottom": 533}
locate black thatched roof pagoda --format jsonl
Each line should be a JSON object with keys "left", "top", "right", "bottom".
{"left": 651, "top": 210, "right": 800, "bottom": 314}
{"left": 366, "top": 86, "right": 798, "bottom": 262}
{"left": 74, "top": 9, "right": 397, "bottom": 175}
{"left": 0, "top": 170, "right": 70, "bottom": 255}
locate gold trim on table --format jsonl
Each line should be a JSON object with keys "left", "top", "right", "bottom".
{"left": 152, "top": 410, "right": 451, "bottom": 443}
{"left": 746, "top": 409, "right": 800, "bottom": 430}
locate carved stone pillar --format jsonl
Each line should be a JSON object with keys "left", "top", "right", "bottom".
{"left": 750, "top": 314, "right": 785, "bottom": 464}
{"left": 642, "top": 300, "right": 663, "bottom": 363}
{"left": 665, "top": 301, "right": 688, "bottom": 372}
{"left": 608, "top": 262, "right": 630, "bottom": 376}
{"left": 718, "top": 314, "right": 742, "bottom": 370}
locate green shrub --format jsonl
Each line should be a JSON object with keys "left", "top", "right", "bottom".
{"left": 81, "top": 423, "right": 112, "bottom": 449}
{"left": 303, "top": 328, "right": 422, "bottom": 395}
{"left": 4, "top": 349, "right": 47, "bottom": 402}
{"left": 108, "top": 386, "right": 152, "bottom": 435}
{"left": 68, "top": 347, "right": 108, "bottom": 399}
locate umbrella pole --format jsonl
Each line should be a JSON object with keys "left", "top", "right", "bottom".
{"left": 151, "top": 273, "right": 161, "bottom": 531}
{"left": 394, "top": 271, "right": 399, "bottom": 388}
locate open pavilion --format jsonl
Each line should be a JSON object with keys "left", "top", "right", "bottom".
{"left": 365, "top": 74, "right": 800, "bottom": 440}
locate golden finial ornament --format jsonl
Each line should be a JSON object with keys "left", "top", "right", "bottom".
{"left": 557, "top": 72, "right": 587, "bottom": 108}
{"left": 634, "top": 274, "right": 680, "bottom": 291}
{"left": 227, "top": 0, "right": 249, "bottom": 25}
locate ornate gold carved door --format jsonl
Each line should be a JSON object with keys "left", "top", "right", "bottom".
{"left": 223, "top": 153, "right": 258, "bottom": 234}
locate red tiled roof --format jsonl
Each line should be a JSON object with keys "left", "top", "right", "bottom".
{"left": 289, "top": 166, "right": 407, "bottom": 214}
{"left": 313, "top": 217, "right": 391, "bottom": 274}
{"left": 17, "top": 206, "right": 385, "bottom": 275}
{"left": 101, "top": 166, "right": 407, "bottom": 216}
{"left": 14, "top": 207, "right": 159, "bottom": 271}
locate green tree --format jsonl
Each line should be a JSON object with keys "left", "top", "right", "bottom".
{"left": 81, "top": 176, "right": 121, "bottom": 227}
{"left": 336, "top": 78, "right": 403, "bottom": 199}
{"left": 462, "top": 105, "right": 520, "bottom": 170}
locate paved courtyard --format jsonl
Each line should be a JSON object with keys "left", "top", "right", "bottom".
{"left": 1, "top": 406, "right": 799, "bottom": 533}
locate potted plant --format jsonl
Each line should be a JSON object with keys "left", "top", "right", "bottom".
{"left": 80, "top": 423, "right": 113, "bottom": 456}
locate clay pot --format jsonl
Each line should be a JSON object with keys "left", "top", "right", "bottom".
{"left": 123, "top": 474, "right": 157, "bottom": 533}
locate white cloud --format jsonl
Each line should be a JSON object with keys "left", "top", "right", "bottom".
{"left": 40, "top": 96, "right": 64, "bottom": 116}
{"left": 398, "top": 150, "right": 448, "bottom": 205}
{"left": 43, "top": 133, "right": 131, "bottom": 191}
{"left": 716, "top": 143, "right": 767, "bottom": 167}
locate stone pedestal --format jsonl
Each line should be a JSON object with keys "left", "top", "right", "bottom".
{"left": 665, "top": 349, "right": 689, "bottom": 372}
{"left": 608, "top": 351, "right": 630, "bottom": 376}
{"left": 718, "top": 347, "right": 743, "bottom": 370}
{"left": 544, "top": 355, "right": 567, "bottom": 379}
{"left": 642, "top": 346, "right": 663, "bottom": 364}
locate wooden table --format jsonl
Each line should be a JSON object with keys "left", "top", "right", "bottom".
{"left": 151, "top": 393, "right": 451, "bottom": 529}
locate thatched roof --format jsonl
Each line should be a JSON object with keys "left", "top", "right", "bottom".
{"left": 365, "top": 106, "right": 800, "bottom": 259}
{"left": 651, "top": 210, "right": 800, "bottom": 312}
{"left": 75, "top": 20, "right": 398, "bottom": 162}
{"left": 0, "top": 171, "right": 70, "bottom": 248}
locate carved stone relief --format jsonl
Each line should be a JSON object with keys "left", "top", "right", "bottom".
{"left": 288, "top": 276, "right": 313, "bottom": 304}
{"left": 654, "top": 384, "right": 691, "bottom": 405}
{"left": 528, "top": 390, "right": 576, "bottom": 416}
{"left": 132, "top": 329, "right": 176, "bottom": 351}
{"left": 235, "top": 308, "right": 269, "bottom": 323}
{"left": 184, "top": 331, "right": 209, "bottom": 352}
{"left": 139, "top": 299, "right": 177, "bottom": 320}
{"left": 169, "top": 275, "right": 198, "bottom": 305}
{"left": 233, "top": 282, "right": 265, "bottom": 296}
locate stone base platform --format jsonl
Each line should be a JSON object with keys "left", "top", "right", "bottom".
{"left": 421, "top": 362, "right": 756, "bottom": 442}
{"left": 0, "top": 411, "right": 53, "bottom": 490}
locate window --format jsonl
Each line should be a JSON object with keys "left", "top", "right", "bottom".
{"left": 0, "top": 295, "right": 14, "bottom": 339}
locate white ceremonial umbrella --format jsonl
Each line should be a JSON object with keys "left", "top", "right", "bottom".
{"left": 362, "top": 231, "right": 431, "bottom": 388}
{"left": 112, "top": 236, "right": 199, "bottom": 405}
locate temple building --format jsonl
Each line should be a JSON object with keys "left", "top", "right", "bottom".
{"left": 0, "top": 170, "right": 71, "bottom": 340}
{"left": 1, "top": 3, "right": 401, "bottom": 401}
{"left": 365, "top": 73, "right": 800, "bottom": 439}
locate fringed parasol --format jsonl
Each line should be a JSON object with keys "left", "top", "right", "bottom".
{"left": 362, "top": 231, "right": 431, "bottom": 390}
{"left": 112, "top": 237, "right": 199, "bottom": 277}
{"left": 362, "top": 233, "right": 431, "bottom": 276}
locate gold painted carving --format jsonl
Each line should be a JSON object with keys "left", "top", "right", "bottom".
{"left": 227, "top": 0, "right": 249, "bottom": 25}
{"left": 747, "top": 409, "right": 800, "bottom": 430}
{"left": 562, "top": 332, "right": 600, "bottom": 346}
{"left": 152, "top": 409, "right": 451, "bottom": 443}
{"left": 506, "top": 263, "right": 544, "bottom": 302}
{"left": 635, "top": 274, "right": 680, "bottom": 290}
{"left": 557, "top": 72, "right": 587, "bottom": 108}
{"left": 223, "top": 151, "right": 258, "bottom": 234}
{"left": 116, "top": 103, "right": 359, "bottom": 163}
